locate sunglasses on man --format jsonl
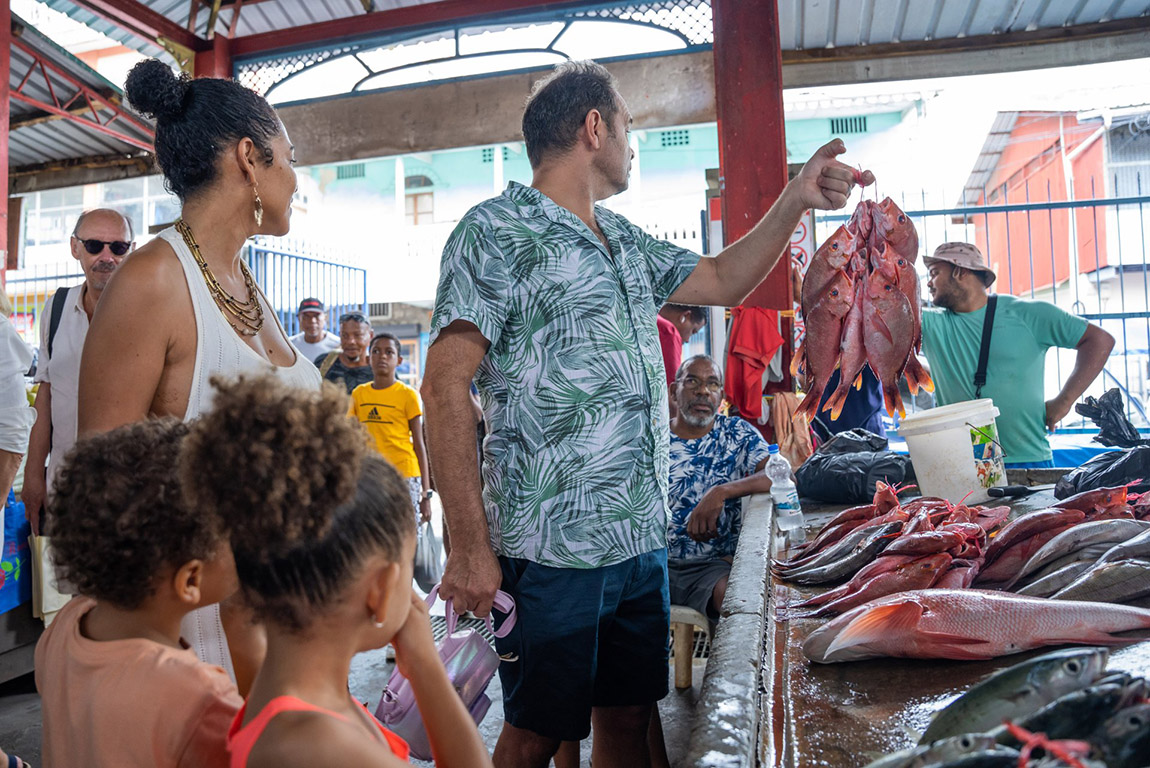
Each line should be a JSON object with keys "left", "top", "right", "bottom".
{"left": 74, "top": 237, "right": 132, "bottom": 256}
{"left": 339, "top": 312, "right": 369, "bottom": 324}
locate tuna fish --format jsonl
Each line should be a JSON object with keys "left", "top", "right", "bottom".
{"left": 802, "top": 589, "right": 1150, "bottom": 663}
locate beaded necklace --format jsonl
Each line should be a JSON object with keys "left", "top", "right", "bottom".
{"left": 175, "top": 218, "right": 264, "bottom": 337}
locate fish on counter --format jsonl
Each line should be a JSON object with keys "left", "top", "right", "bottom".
{"left": 802, "top": 589, "right": 1150, "bottom": 663}
{"left": 918, "top": 647, "right": 1109, "bottom": 744}
{"left": 1051, "top": 558, "right": 1150, "bottom": 604}
{"left": 861, "top": 734, "right": 998, "bottom": 768}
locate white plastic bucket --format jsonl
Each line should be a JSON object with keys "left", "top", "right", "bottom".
{"left": 896, "top": 399, "right": 1007, "bottom": 504}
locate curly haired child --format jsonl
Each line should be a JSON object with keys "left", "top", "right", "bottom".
{"left": 182, "top": 376, "right": 492, "bottom": 768}
{"left": 35, "top": 418, "right": 241, "bottom": 767}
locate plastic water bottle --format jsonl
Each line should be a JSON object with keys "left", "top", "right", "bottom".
{"left": 765, "top": 444, "right": 805, "bottom": 545}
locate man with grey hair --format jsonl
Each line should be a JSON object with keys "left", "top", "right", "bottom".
{"left": 423, "top": 58, "right": 870, "bottom": 767}
{"left": 23, "top": 208, "right": 134, "bottom": 534}
{"left": 923, "top": 241, "right": 1113, "bottom": 468}
{"left": 667, "top": 354, "right": 773, "bottom": 621}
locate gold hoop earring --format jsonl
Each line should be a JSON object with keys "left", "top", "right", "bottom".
{"left": 253, "top": 191, "right": 264, "bottom": 228}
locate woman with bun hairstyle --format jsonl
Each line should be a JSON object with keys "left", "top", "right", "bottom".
{"left": 77, "top": 59, "right": 321, "bottom": 690}
{"left": 182, "top": 376, "right": 493, "bottom": 768}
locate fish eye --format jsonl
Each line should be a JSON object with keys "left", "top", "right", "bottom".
{"left": 1066, "top": 659, "right": 1082, "bottom": 673}
{"left": 898, "top": 214, "right": 907, "bottom": 223}
{"left": 831, "top": 289, "right": 839, "bottom": 297}
{"left": 831, "top": 243, "right": 839, "bottom": 251}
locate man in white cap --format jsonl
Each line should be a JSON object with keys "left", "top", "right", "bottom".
{"left": 922, "top": 242, "right": 1114, "bottom": 468}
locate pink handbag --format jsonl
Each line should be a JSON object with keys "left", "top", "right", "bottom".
{"left": 374, "top": 586, "right": 516, "bottom": 760}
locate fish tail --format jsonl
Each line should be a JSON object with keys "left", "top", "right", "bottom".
{"left": 822, "top": 385, "right": 849, "bottom": 421}
{"left": 793, "top": 385, "right": 825, "bottom": 423}
{"left": 883, "top": 384, "right": 906, "bottom": 419}
{"left": 904, "top": 355, "right": 935, "bottom": 394}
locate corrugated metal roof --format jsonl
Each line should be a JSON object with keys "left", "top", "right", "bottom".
{"left": 961, "top": 111, "right": 1019, "bottom": 206}
{"left": 39, "top": 0, "right": 1150, "bottom": 57}
{"left": 10, "top": 13, "right": 154, "bottom": 170}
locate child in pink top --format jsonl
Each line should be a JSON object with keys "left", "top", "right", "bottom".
{"left": 182, "top": 377, "right": 492, "bottom": 768}
{"left": 35, "top": 419, "right": 241, "bottom": 767}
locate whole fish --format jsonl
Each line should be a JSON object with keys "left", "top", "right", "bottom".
{"left": 1094, "top": 703, "right": 1150, "bottom": 768}
{"left": 794, "top": 270, "right": 856, "bottom": 422}
{"left": 786, "top": 553, "right": 920, "bottom": 610}
{"left": 802, "top": 589, "right": 1150, "bottom": 663}
{"left": 789, "top": 553, "right": 952, "bottom": 619}
{"left": 884, "top": 530, "right": 968, "bottom": 557}
{"left": 872, "top": 196, "right": 920, "bottom": 264}
{"left": 776, "top": 514, "right": 904, "bottom": 573}
{"left": 1053, "top": 484, "right": 1131, "bottom": 513}
{"left": 778, "top": 521, "right": 902, "bottom": 585}
{"left": 1013, "top": 519, "right": 1150, "bottom": 585}
{"left": 919, "top": 647, "right": 1108, "bottom": 744}
{"left": 872, "top": 241, "right": 932, "bottom": 391}
{"left": 1018, "top": 542, "right": 1134, "bottom": 589}
{"left": 1014, "top": 560, "right": 1094, "bottom": 598}
{"left": 974, "top": 523, "right": 1079, "bottom": 588}
{"left": 863, "top": 734, "right": 997, "bottom": 768}
{"left": 802, "top": 224, "right": 858, "bottom": 308}
{"left": 981, "top": 509, "right": 1087, "bottom": 568}
{"left": 994, "top": 678, "right": 1137, "bottom": 747}
{"left": 822, "top": 277, "right": 868, "bottom": 421}
{"left": 1051, "top": 558, "right": 1150, "bottom": 603}
{"left": 935, "top": 559, "right": 980, "bottom": 589}
{"left": 862, "top": 253, "right": 914, "bottom": 418}
{"left": 1094, "top": 526, "right": 1150, "bottom": 567}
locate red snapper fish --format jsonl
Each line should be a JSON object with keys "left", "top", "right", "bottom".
{"left": 869, "top": 242, "right": 933, "bottom": 394}
{"left": 862, "top": 253, "right": 914, "bottom": 418}
{"left": 821, "top": 276, "right": 867, "bottom": 420}
{"left": 793, "top": 226, "right": 858, "bottom": 379}
{"left": 794, "top": 270, "right": 856, "bottom": 422}
{"left": 803, "top": 589, "right": 1150, "bottom": 663}
{"left": 871, "top": 197, "right": 919, "bottom": 264}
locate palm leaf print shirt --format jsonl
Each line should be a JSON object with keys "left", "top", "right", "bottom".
{"left": 431, "top": 182, "right": 701, "bottom": 569}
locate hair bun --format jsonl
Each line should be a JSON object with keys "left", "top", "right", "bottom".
{"left": 125, "top": 58, "right": 190, "bottom": 121}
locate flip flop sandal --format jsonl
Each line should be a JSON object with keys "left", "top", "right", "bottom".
{"left": 7, "top": 755, "right": 32, "bottom": 768}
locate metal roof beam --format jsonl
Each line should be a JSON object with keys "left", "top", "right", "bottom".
{"left": 68, "top": 0, "right": 210, "bottom": 52}
{"left": 232, "top": 0, "right": 587, "bottom": 58}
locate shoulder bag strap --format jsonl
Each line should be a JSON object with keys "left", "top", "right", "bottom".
{"left": 973, "top": 295, "right": 998, "bottom": 399}
{"left": 47, "top": 285, "right": 73, "bottom": 359}
{"left": 318, "top": 350, "right": 341, "bottom": 378}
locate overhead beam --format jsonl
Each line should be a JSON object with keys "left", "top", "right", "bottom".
{"left": 232, "top": 0, "right": 586, "bottom": 58}
{"left": 69, "top": 0, "right": 209, "bottom": 52}
{"left": 276, "top": 50, "right": 714, "bottom": 165}
{"left": 9, "top": 153, "right": 154, "bottom": 195}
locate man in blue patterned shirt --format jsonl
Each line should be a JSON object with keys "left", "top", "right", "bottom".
{"left": 668, "top": 355, "right": 773, "bottom": 621}
{"left": 423, "top": 59, "right": 872, "bottom": 768}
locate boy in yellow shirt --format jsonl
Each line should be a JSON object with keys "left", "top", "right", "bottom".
{"left": 349, "top": 333, "right": 432, "bottom": 522}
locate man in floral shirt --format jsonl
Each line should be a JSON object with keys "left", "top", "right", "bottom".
{"left": 668, "top": 355, "right": 772, "bottom": 621}
{"left": 422, "top": 59, "right": 871, "bottom": 768}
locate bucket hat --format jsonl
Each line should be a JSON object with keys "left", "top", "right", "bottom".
{"left": 925, "top": 243, "right": 996, "bottom": 287}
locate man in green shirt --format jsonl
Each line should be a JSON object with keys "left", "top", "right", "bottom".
{"left": 422, "top": 60, "right": 873, "bottom": 768}
{"left": 922, "top": 242, "right": 1114, "bottom": 467}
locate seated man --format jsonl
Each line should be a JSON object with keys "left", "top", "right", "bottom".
{"left": 668, "top": 354, "right": 773, "bottom": 620}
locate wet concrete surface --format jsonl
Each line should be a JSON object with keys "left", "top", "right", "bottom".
{"left": 766, "top": 489, "right": 1150, "bottom": 768}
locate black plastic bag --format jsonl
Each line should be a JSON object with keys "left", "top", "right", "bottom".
{"left": 817, "top": 428, "right": 888, "bottom": 455}
{"left": 1054, "top": 446, "right": 1150, "bottom": 499}
{"left": 796, "top": 451, "right": 915, "bottom": 503}
{"left": 1074, "top": 388, "right": 1148, "bottom": 449}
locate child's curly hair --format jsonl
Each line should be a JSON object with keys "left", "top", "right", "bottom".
{"left": 180, "top": 376, "right": 413, "bottom": 633}
{"left": 46, "top": 418, "right": 223, "bottom": 609}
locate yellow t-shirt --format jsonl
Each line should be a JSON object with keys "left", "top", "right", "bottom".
{"left": 349, "top": 380, "right": 422, "bottom": 478}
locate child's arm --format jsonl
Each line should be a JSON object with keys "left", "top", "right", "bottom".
{"left": 409, "top": 414, "right": 432, "bottom": 522}
{"left": 393, "top": 591, "right": 494, "bottom": 768}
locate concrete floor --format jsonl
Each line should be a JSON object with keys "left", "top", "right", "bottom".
{"left": 0, "top": 644, "right": 705, "bottom": 767}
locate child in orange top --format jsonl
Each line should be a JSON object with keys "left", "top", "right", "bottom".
{"left": 35, "top": 419, "right": 241, "bottom": 768}
{"left": 349, "top": 333, "right": 432, "bottom": 524}
{"left": 182, "top": 377, "right": 492, "bottom": 768}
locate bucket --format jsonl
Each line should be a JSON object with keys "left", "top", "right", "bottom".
{"left": 896, "top": 399, "right": 1006, "bottom": 504}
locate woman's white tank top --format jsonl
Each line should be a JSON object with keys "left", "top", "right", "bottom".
{"left": 158, "top": 225, "right": 321, "bottom": 680}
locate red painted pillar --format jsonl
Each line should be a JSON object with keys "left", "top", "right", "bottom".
{"left": 193, "top": 33, "right": 233, "bottom": 79}
{"left": 0, "top": 0, "right": 10, "bottom": 279}
{"left": 712, "top": 0, "right": 792, "bottom": 388}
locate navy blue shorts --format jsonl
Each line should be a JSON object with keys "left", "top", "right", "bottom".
{"left": 494, "top": 549, "right": 671, "bottom": 741}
